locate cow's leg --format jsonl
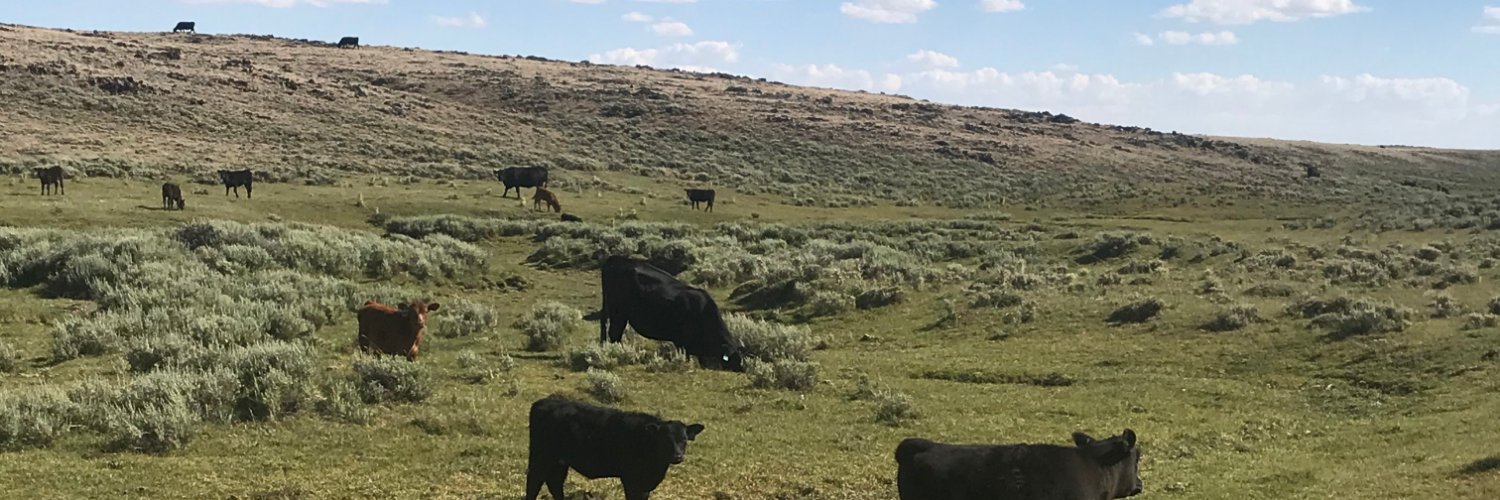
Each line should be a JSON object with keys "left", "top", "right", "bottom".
{"left": 58, "top": 179, "right": 63, "bottom": 195}
{"left": 607, "top": 316, "right": 628, "bottom": 344}
{"left": 225, "top": 185, "right": 231, "bottom": 197}
{"left": 707, "top": 200, "right": 713, "bottom": 213}
{"left": 523, "top": 464, "right": 547, "bottom": 500}
{"left": 246, "top": 184, "right": 252, "bottom": 199}
{"left": 620, "top": 477, "right": 656, "bottom": 500}
{"left": 544, "top": 465, "right": 567, "bottom": 500}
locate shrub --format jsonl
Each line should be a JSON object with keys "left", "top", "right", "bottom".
{"left": 354, "top": 357, "right": 435, "bottom": 404}
{"left": 314, "top": 379, "right": 372, "bottom": 424}
{"left": 805, "top": 290, "right": 854, "bottom": 317}
{"left": 873, "top": 391, "right": 918, "bottom": 426}
{"left": 1204, "top": 305, "right": 1262, "bottom": 332}
{"left": 1078, "top": 232, "right": 1144, "bottom": 264}
{"left": 1429, "top": 293, "right": 1463, "bottom": 318}
{"left": 1462, "top": 313, "right": 1499, "bottom": 331}
{"left": 1310, "top": 301, "right": 1413, "bottom": 340}
{"left": 0, "top": 387, "right": 74, "bottom": 450}
{"left": 855, "top": 286, "right": 906, "bottom": 310}
{"left": 565, "top": 342, "right": 659, "bottom": 372}
{"left": 745, "top": 359, "right": 819, "bottom": 391}
{"left": 433, "top": 299, "right": 499, "bottom": 338}
{"left": 0, "top": 342, "right": 20, "bottom": 373}
{"left": 584, "top": 369, "right": 626, "bottom": 403}
{"left": 1488, "top": 296, "right": 1500, "bottom": 315}
{"left": 970, "top": 286, "right": 1024, "bottom": 309}
{"left": 1107, "top": 297, "right": 1163, "bottom": 325}
{"left": 517, "top": 301, "right": 583, "bottom": 352}
{"left": 725, "top": 314, "right": 815, "bottom": 362}
{"left": 1244, "top": 283, "right": 1297, "bottom": 297}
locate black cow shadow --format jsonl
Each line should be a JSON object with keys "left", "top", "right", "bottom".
{"left": 136, "top": 205, "right": 183, "bottom": 212}
{"left": 1459, "top": 456, "right": 1500, "bottom": 476}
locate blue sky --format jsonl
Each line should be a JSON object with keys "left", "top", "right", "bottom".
{"left": 3, "top": 0, "right": 1497, "bottom": 148}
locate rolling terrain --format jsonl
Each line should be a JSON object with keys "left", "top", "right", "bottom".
{"left": 1, "top": 23, "right": 1499, "bottom": 500}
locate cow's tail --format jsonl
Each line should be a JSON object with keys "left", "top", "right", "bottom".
{"left": 894, "top": 438, "right": 936, "bottom": 465}
{"left": 582, "top": 310, "right": 604, "bottom": 321}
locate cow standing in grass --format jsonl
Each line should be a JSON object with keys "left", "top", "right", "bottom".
{"left": 338, "top": 36, "right": 359, "bottom": 49}
{"left": 172, "top": 22, "right": 195, "bottom": 33}
{"left": 161, "top": 182, "right": 185, "bottom": 210}
{"left": 895, "top": 429, "right": 1143, "bottom": 500}
{"left": 590, "top": 256, "right": 744, "bottom": 371}
{"left": 685, "top": 189, "right": 715, "bottom": 212}
{"left": 497, "top": 166, "right": 549, "bottom": 199}
{"left": 356, "top": 300, "right": 440, "bottom": 361}
{"left": 533, "top": 188, "right": 562, "bottom": 213}
{"left": 219, "top": 169, "right": 253, "bottom": 199}
{"left": 35, "top": 166, "right": 64, "bottom": 196}
{"left": 526, "top": 395, "right": 705, "bottom": 500}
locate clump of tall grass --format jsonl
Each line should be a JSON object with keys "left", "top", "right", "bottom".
{"left": 1107, "top": 297, "right": 1164, "bottom": 325}
{"left": 725, "top": 313, "right": 816, "bottom": 362}
{"left": 354, "top": 357, "right": 435, "bottom": 404}
{"left": 745, "top": 359, "right": 819, "bottom": 391}
{"left": 584, "top": 369, "right": 627, "bottom": 403}
{"left": 517, "top": 301, "right": 583, "bottom": 352}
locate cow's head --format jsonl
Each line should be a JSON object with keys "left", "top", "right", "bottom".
{"left": 397, "top": 301, "right": 440, "bottom": 330}
{"left": 178, "top": 199, "right": 187, "bottom": 210}
{"left": 1073, "top": 429, "right": 1142, "bottom": 498}
{"left": 644, "top": 420, "right": 705, "bottom": 465}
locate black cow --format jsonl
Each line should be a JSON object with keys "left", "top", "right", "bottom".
{"left": 338, "top": 36, "right": 359, "bottom": 49}
{"left": 219, "top": 169, "right": 253, "bottom": 199}
{"left": 496, "top": 166, "right": 549, "bottom": 199}
{"left": 161, "top": 182, "right": 185, "bottom": 210}
{"left": 34, "top": 166, "right": 64, "bottom": 196}
{"left": 685, "top": 189, "right": 715, "bottom": 212}
{"left": 172, "top": 22, "right": 195, "bottom": 33}
{"left": 526, "top": 395, "right": 704, "bottom": 500}
{"left": 895, "top": 429, "right": 1143, "bottom": 500}
{"left": 593, "top": 256, "right": 744, "bottom": 371}
{"left": 561, "top": 213, "right": 583, "bottom": 223}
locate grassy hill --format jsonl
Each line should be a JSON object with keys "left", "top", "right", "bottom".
{"left": 1, "top": 23, "right": 1500, "bottom": 499}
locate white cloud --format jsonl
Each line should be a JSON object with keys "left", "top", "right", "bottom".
{"left": 840, "top": 0, "right": 936, "bottom": 24}
{"left": 589, "top": 41, "right": 740, "bottom": 72}
{"left": 1132, "top": 33, "right": 1155, "bottom": 46}
{"left": 1476, "top": 6, "right": 1500, "bottom": 34}
{"left": 979, "top": 0, "right": 1024, "bottom": 13}
{"left": 771, "top": 64, "right": 904, "bottom": 93}
{"left": 1158, "top": 30, "right": 1239, "bottom": 45}
{"left": 433, "top": 12, "right": 486, "bottom": 29}
{"left": 638, "top": 0, "right": 697, "bottom": 3}
{"left": 650, "top": 20, "right": 693, "bottom": 37}
{"left": 184, "top": 0, "right": 383, "bottom": 6}
{"left": 569, "top": 0, "right": 606, "bottom": 4}
{"left": 1162, "top": 0, "right": 1367, "bottom": 25}
{"left": 906, "top": 49, "right": 960, "bottom": 69}
{"left": 623, "top": 11, "right": 654, "bottom": 22}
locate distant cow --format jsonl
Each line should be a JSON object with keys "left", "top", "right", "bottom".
{"left": 356, "top": 300, "right": 440, "bottom": 361}
{"left": 895, "top": 429, "right": 1143, "bottom": 500}
{"left": 219, "top": 169, "right": 253, "bottom": 199}
{"left": 526, "top": 395, "right": 704, "bottom": 500}
{"left": 561, "top": 213, "right": 583, "bottom": 223}
{"left": 496, "top": 166, "right": 549, "bottom": 199}
{"left": 338, "top": 36, "right": 359, "bottom": 49}
{"left": 34, "top": 166, "right": 64, "bottom": 196}
{"left": 172, "top": 22, "right": 195, "bottom": 33}
{"left": 533, "top": 188, "right": 562, "bottom": 213}
{"left": 161, "top": 182, "right": 185, "bottom": 210}
{"left": 591, "top": 256, "right": 744, "bottom": 371}
{"left": 685, "top": 189, "right": 715, "bottom": 212}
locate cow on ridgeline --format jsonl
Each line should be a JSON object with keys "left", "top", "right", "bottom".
{"left": 219, "top": 169, "right": 253, "bottom": 199}
{"left": 526, "top": 395, "right": 705, "bottom": 500}
{"left": 496, "top": 166, "right": 549, "bottom": 199}
{"left": 161, "top": 182, "right": 185, "bottom": 210}
{"left": 356, "top": 300, "right": 440, "bottom": 361}
{"left": 337, "top": 36, "right": 360, "bottom": 49}
{"left": 533, "top": 187, "right": 562, "bottom": 213}
{"left": 34, "top": 166, "right": 64, "bottom": 196}
{"left": 895, "top": 429, "right": 1144, "bottom": 500}
{"left": 587, "top": 256, "right": 744, "bottom": 371}
{"left": 685, "top": 189, "right": 715, "bottom": 212}
{"left": 172, "top": 22, "right": 195, "bottom": 33}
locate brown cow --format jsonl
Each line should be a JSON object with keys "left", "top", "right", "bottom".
{"left": 356, "top": 300, "right": 440, "bottom": 361}
{"left": 533, "top": 187, "right": 562, "bottom": 213}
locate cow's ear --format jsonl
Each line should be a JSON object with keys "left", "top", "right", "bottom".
{"left": 397, "top": 303, "right": 410, "bottom": 310}
{"left": 1073, "top": 432, "right": 1095, "bottom": 447}
{"left": 1122, "top": 429, "right": 1136, "bottom": 449}
{"left": 426, "top": 303, "right": 440, "bottom": 312}
{"left": 645, "top": 422, "right": 661, "bottom": 434}
{"left": 686, "top": 423, "right": 705, "bottom": 441}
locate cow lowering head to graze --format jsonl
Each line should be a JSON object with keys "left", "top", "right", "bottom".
{"left": 34, "top": 166, "right": 64, "bottom": 196}
{"left": 592, "top": 256, "right": 744, "bottom": 371}
{"left": 219, "top": 169, "right": 253, "bottom": 199}
{"left": 356, "top": 300, "right": 440, "bottom": 361}
{"left": 526, "top": 395, "right": 705, "bottom": 500}
{"left": 685, "top": 189, "right": 715, "bottom": 212}
{"left": 496, "top": 166, "right": 549, "bottom": 199}
{"left": 338, "top": 36, "right": 359, "bottom": 48}
{"left": 172, "top": 21, "right": 195, "bottom": 33}
{"left": 895, "top": 429, "right": 1143, "bottom": 500}
{"left": 533, "top": 188, "right": 562, "bottom": 213}
{"left": 161, "top": 182, "right": 185, "bottom": 210}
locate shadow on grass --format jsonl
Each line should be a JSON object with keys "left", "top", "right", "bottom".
{"left": 1458, "top": 456, "right": 1500, "bottom": 475}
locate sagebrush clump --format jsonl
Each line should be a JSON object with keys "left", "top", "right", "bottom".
{"left": 517, "top": 301, "right": 583, "bottom": 352}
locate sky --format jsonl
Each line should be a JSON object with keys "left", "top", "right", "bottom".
{"left": 2, "top": 1, "right": 1497, "bottom": 149}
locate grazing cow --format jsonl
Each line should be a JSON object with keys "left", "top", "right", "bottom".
{"left": 356, "top": 300, "right": 440, "bottom": 361}
{"left": 34, "top": 166, "right": 64, "bottom": 196}
{"left": 533, "top": 188, "right": 562, "bottom": 213}
{"left": 219, "top": 169, "right": 253, "bottom": 199}
{"left": 685, "top": 189, "right": 715, "bottom": 212}
{"left": 172, "top": 22, "right": 195, "bottom": 33}
{"left": 161, "top": 182, "right": 185, "bottom": 210}
{"left": 592, "top": 256, "right": 744, "bottom": 371}
{"left": 526, "top": 395, "right": 705, "bottom": 500}
{"left": 338, "top": 36, "right": 359, "bottom": 49}
{"left": 895, "top": 429, "right": 1143, "bottom": 500}
{"left": 496, "top": 166, "right": 549, "bottom": 199}
{"left": 561, "top": 213, "right": 583, "bottom": 223}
